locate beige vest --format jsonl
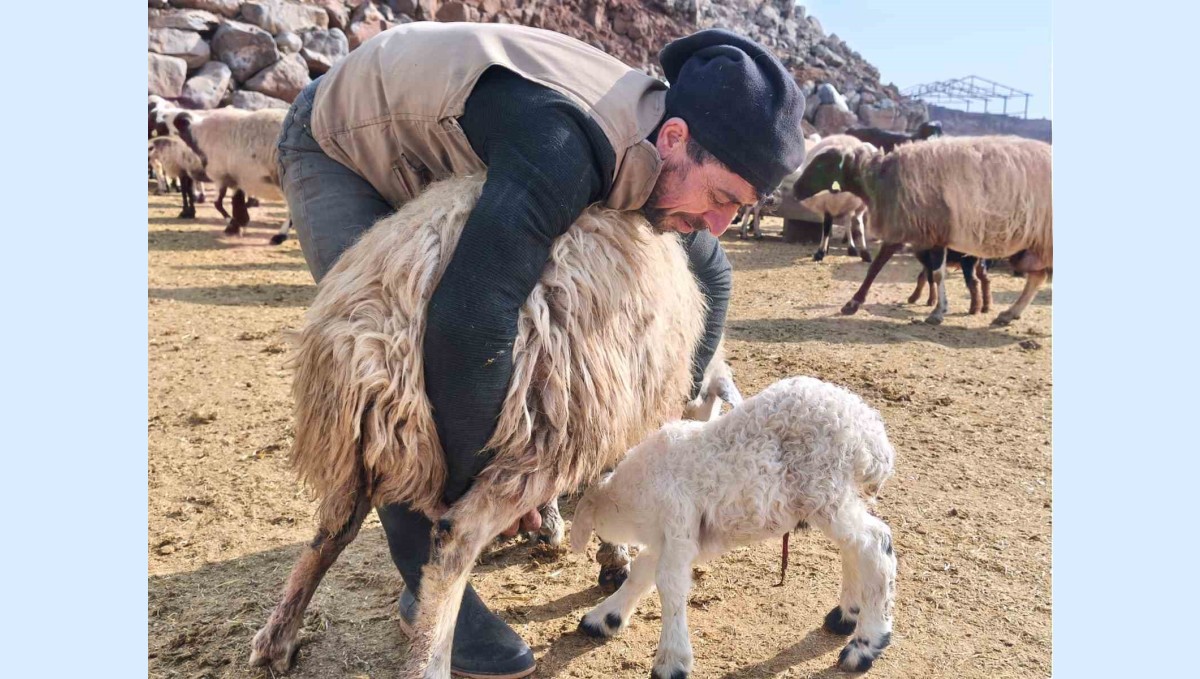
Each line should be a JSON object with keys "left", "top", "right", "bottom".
{"left": 311, "top": 22, "right": 668, "bottom": 210}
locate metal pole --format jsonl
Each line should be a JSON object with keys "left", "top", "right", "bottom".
{"left": 1024, "top": 94, "right": 1029, "bottom": 119}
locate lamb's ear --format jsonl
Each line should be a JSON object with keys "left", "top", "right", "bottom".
{"left": 569, "top": 493, "right": 595, "bottom": 554}
{"left": 716, "top": 375, "right": 744, "bottom": 408}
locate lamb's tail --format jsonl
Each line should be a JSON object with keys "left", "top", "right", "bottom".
{"left": 856, "top": 426, "right": 896, "bottom": 502}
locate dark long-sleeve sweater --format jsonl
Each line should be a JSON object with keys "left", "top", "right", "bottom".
{"left": 424, "top": 67, "right": 732, "bottom": 502}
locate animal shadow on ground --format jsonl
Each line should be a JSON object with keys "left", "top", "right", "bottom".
{"left": 715, "top": 627, "right": 850, "bottom": 679}
{"left": 149, "top": 283, "right": 315, "bottom": 308}
{"left": 173, "top": 261, "right": 308, "bottom": 273}
{"left": 726, "top": 315, "right": 1026, "bottom": 349}
{"left": 149, "top": 528, "right": 408, "bottom": 678}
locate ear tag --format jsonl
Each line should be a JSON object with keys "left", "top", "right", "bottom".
{"left": 830, "top": 181, "right": 841, "bottom": 191}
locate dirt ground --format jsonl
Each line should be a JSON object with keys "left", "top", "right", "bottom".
{"left": 148, "top": 188, "right": 1051, "bottom": 679}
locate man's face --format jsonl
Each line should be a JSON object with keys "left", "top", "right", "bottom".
{"left": 641, "top": 118, "right": 758, "bottom": 237}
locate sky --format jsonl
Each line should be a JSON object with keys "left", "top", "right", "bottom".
{"left": 799, "top": 1, "right": 1052, "bottom": 120}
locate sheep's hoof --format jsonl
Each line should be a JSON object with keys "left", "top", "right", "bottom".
{"left": 650, "top": 667, "right": 689, "bottom": 679}
{"left": 905, "top": 293, "right": 921, "bottom": 305}
{"left": 754, "top": 234, "right": 764, "bottom": 241}
{"left": 822, "top": 606, "right": 858, "bottom": 636}
{"left": 981, "top": 304, "right": 991, "bottom": 314}
{"left": 246, "top": 197, "right": 261, "bottom": 208}
{"left": 841, "top": 300, "right": 862, "bottom": 316}
{"left": 578, "top": 610, "right": 622, "bottom": 639}
{"left": 178, "top": 207, "right": 196, "bottom": 219}
{"left": 968, "top": 304, "right": 980, "bottom": 315}
{"left": 196, "top": 193, "right": 206, "bottom": 204}
{"left": 837, "top": 633, "right": 891, "bottom": 673}
{"left": 847, "top": 245, "right": 859, "bottom": 257}
{"left": 598, "top": 565, "right": 629, "bottom": 593}
{"left": 924, "top": 314, "right": 944, "bottom": 326}
{"left": 249, "top": 624, "right": 299, "bottom": 674}
{"left": 860, "top": 252, "right": 873, "bottom": 263}
{"left": 813, "top": 250, "right": 826, "bottom": 262}
{"left": 992, "top": 312, "right": 1017, "bottom": 326}
{"left": 269, "top": 234, "right": 289, "bottom": 246}
{"left": 224, "top": 224, "right": 242, "bottom": 236}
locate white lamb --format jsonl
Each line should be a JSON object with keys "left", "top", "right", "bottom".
{"left": 571, "top": 376, "right": 898, "bottom": 676}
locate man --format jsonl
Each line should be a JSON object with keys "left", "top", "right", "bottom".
{"left": 277, "top": 21, "right": 805, "bottom": 678}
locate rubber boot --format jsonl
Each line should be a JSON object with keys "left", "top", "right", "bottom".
{"left": 377, "top": 503, "right": 535, "bottom": 679}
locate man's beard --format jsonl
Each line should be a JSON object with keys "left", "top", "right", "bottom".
{"left": 639, "top": 160, "right": 707, "bottom": 234}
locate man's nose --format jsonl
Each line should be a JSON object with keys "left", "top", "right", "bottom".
{"left": 704, "top": 206, "right": 739, "bottom": 236}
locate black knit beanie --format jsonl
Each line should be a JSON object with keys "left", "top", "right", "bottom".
{"left": 659, "top": 29, "right": 807, "bottom": 196}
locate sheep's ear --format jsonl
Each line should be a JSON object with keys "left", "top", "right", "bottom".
{"left": 172, "top": 112, "right": 193, "bottom": 135}
{"left": 716, "top": 376, "right": 744, "bottom": 408}
{"left": 569, "top": 494, "right": 595, "bottom": 554}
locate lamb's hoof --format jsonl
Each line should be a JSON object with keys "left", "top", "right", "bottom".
{"left": 981, "top": 305, "right": 991, "bottom": 314}
{"left": 598, "top": 565, "right": 629, "bottom": 593}
{"left": 860, "top": 252, "right": 873, "bottom": 263}
{"left": 269, "top": 233, "right": 289, "bottom": 246}
{"left": 924, "top": 314, "right": 944, "bottom": 326}
{"left": 196, "top": 194, "right": 207, "bottom": 204}
{"left": 823, "top": 606, "right": 858, "bottom": 636}
{"left": 224, "top": 224, "right": 241, "bottom": 236}
{"left": 650, "top": 668, "right": 689, "bottom": 679}
{"left": 992, "top": 312, "right": 1017, "bottom": 327}
{"left": 841, "top": 300, "right": 862, "bottom": 316}
{"left": 847, "top": 245, "right": 859, "bottom": 257}
{"left": 246, "top": 197, "right": 261, "bottom": 207}
{"left": 813, "top": 250, "right": 826, "bottom": 262}
{"left": 249, "top": 625, "right": 299, "bottom": 674}
{"left": 837, "top": 633, "right": 891, "bottom": 673}
{"left": 753, "top": 234, "right": 764, "bottom": 241}
{"left": 178, "top": 208, "right": 196, "bottom": 219}
{"left": 905, "top": 293, "right": 920, "bottom": 305}
{"left": 578, "top": 610, "right": 623, "bottom": 639}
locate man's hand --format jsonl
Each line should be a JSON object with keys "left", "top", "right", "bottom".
{"left": 500, "top": 508, "right": 543, "bottom": 538}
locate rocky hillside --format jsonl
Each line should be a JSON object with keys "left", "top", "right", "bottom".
{"left": 148, "top": 1, "right": 929, "bottom": 134}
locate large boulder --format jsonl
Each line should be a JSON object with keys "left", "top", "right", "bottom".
{"left": 391, "top": 0, "right": 439, "bottom": 21}
{"left": 168, "top": 0, "right": 242, "bottom": 17}
{"left": 857, "top": 104, "right": 907, "bottom": 131}
{"left": 148, "top": 27, "right": 211, "bottom": 68}
{"left": 212, "top": 20, "right": 281, "bottom": 82}
{"left": 275, "top": 31, "right": 303, "bottom": 53}
{"left": 149, "top": 8, "right": 221, "bottom": 32}
{"left": 299, "top": 27, "right": 349, "bottom": 74}
{"left": 312, "top": 0, "right": 351, "bottom": 29}
{"left": 148, "top": 52, "right": 188, "bottom": 98}
{"left": 179, "top": 61, "right": 232, "bottom": 109}
{"left": 347, "top": 1, "right": 393, "bottom": 49}
{"left": 241, "top": 0, "right": 330, "bottom": 35}
{"left": 232, "top": 90, "right": 292, "bottom": 110}
{"left": 244, "top": 52, "right": 311, "bottom": 102}
{"left": 813, "top": 103, "right": 859, "bottom": 136}
{"left": 436, "top": 1, "right": 478, "bottom": 22}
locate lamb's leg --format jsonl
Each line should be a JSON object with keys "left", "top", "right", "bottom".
{"left": 813, "top": 502, "right": 896, "bottom": 673}
{"left": 993, "top": 269, "right": 1047, "bottom": 326}
{"left": 842, "top": 242, "right": 903, "bottom": 315}
{"left": 596, "top": 541, "right": 631, "bottom": 593}
{"left": 402, "top": 473, "right": 546, "bottom": 679}
{"left": 751, "top": 206, "right": 764, "bottom": 240}
{"left": 925, "top": 247, "right": 949, "bottom": 325}
{"left": 226, "top": 190, "right": 250, "bottom": 235}
{"left": 651, "top": 536, "right": 699, "bottom": 679}
{"left": 534, "top": 496, "right": 565, "bottom": 546}
{"left": 579, "top": 546, "right": 660, "bottom": 638}
{"left": 269, "top": 217, "right": 292, "bottom": 246}
{"left": 977, "top": 261, "right": 992, "bottom": 313}
{"left": 961, "top": 255, "right": 981, "bottom": 314}
{"left": 195, "top": 182, "right": 207, "bottom": 204}
{"left": 813, "top": 213, "right": 833, "bottom": 261}
{"left": 249, "top": 490, "right": 371, "bottom": 673}
{"left": 822, "top": 540, "right": 862, "bottom": 635}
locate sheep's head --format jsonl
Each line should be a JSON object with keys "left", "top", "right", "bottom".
{"left": 793, "top": 148, "right": 847, "bottom": 202}
{"left": 915, "top": 121, "right": 944, "bottom": 140}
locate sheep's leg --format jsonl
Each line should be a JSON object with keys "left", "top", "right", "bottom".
{"left": 978, "top": 261, "right": 992, "bottom": 313}
{"left": 178, "top": 174, "right": 196, "bottom": 219}
{"left": 751, "top": 206, "right": 764, "bottom": 240}
{"left": 534, "top": 496, "right": 565, "bottom": 547}
{"left": 596, "top": 541, "right": 631, "bottom": 593}
{"left": 813, "top": 213, "right": 833, "bottom": 261}
{"left": 823, "top": 540, "right": 863, "bottom": 635}
{"left": 195, "top": 182, "right": 207, "bottom": 204}
{"left": 907, "top": 268, "right": 927, "bottom": 305}
{"left": 249, "top": 490, "right": 372, "bottom": 673}
{"left": 842, "top": 242, "right": 903, "bottom": 315}
{"left": 925, "top": 248, "right": 949, "bottom": 325}
{"left": 961, "top": 255, "right": 981, "bottom": 314}
{"left": 993, "top": 269, "right": 1047, "bottom": 326}
{"left": 813, "top": 503, "right": 896, "bottom": 673}
{"left": 402, "top": 474, "right": 547, "bottom": 679}
{"left": 651, "top": 536, "right": 699, "bottom": 679}
{"left": 579, "top": 545, "right": 660, "bottom": 638}
{"left": 154, "top": 164, "right": 169, "bottom": 194}
{"left": 214, "top": 185, "right": 230, "bottom": 220}
{"left": 226, "top": 190, "right": 250, "bottom": 235}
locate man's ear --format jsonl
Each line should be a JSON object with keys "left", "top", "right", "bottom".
{"left": 656, "top": 116, "right": 690, "bottom": 156}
